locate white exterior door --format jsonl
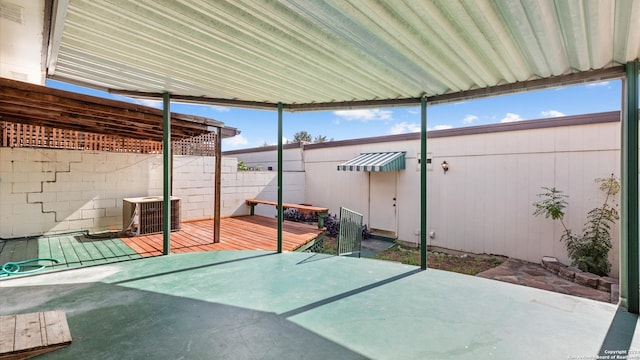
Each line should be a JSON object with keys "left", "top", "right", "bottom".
{"left": 368, "top": 171, "right": 397, "bottom": 237}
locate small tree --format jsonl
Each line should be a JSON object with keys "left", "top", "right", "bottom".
{"left": 532, "top": 175, "right": 619, "bottom": 276}
{"left": 313, "top": 135, "right": 334, "bottom": 143}
{"left": 237, "top": 161, "right": 250, "bottom": 171}
{"left": 292, "top": 131, "right": 312, "bottom": 143}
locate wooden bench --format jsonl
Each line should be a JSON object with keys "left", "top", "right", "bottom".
{"left": 245, "top": 199, "right": 329, "bottom": 229}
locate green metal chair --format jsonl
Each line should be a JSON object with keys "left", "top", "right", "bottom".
{"left": 337, "top": 207, "right": 363, "bottom": 258}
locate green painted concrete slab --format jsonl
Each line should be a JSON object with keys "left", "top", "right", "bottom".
{"left": 1, "top": 236, "right": 142, "bottom": 276}
{"left": 0, "top": 251, "right": 636, "bottom": 359}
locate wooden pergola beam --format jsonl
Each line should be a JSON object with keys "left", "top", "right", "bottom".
{"left": 0, "top": 77, "right": 235, "bottom": 142}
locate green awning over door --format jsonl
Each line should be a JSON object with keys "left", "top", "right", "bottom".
{"left": 337, "top": 152, "right": 406, "bottom": 172}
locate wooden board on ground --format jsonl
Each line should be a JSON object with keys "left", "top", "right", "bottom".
{"left": 0, "top": 310, "right": 72, "bottom": 360}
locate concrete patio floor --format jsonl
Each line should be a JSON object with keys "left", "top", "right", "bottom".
{"left": 1, "top": 250, "right": 638, "bottom": 359}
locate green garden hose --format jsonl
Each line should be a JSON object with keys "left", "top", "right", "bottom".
{"left": 0, "top": 258, "right": 59, "bottom": 276}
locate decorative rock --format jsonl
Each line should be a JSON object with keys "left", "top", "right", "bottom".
{"left": 611, "top": 284, "right": 620, "bottom": 304}
{"left": 574, "top": 271, "right": 600, "bottom": 289}
{"left": 597, "top": 277, "right": 618, "bottom": 292}
{"left": 558, "top": 266, "right": 576, "bottom": 281}
{"left": 541, "top": 257, "right": 566, "bottom": 275}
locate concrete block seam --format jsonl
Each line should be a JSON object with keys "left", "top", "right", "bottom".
{"left": 24, "top": 158, "right": 83, "bottom": 222}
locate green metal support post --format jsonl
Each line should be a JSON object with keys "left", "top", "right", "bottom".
{"left": 420, "top": 97, "right": 428, "bottom": 270}
{"left": 214, "top": 126, "right": 222, "bottom": 243}
{"left": 277, "top": 103, "right": 283, "bottom": 253}
{"left": 621, "top": 60, "right": 639, "bottom": 313}
{"left": 162, "top": 92, "right": 171, "bottom": 255}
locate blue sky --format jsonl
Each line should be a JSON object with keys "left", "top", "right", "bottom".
{"left": 47, "top": 79, "right": 622, "bottom": 151}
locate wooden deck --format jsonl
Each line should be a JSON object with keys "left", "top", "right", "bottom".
{"left": 122, "top": 215, "right": 324, "bottom": 256}
{"left": 0, "top": 216, "right": 324, "bottom": 274}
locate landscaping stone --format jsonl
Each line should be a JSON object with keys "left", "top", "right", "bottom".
{"left": 541, "top": 256, "right": 566, "bottom": 275}
{"left": 597, "top": 277, "right": 617, "bottom": 292}
{"left": 574, "top": 271, "right": 600, "bottom": 289}
{"left": 558, "top": 266, "right": 576, "bottom": 281}
{"left": 611, "top": 284, "right": 620, "bottom": 304}
{"left": 477, "top": 259, "right": 614, "bottom": 303}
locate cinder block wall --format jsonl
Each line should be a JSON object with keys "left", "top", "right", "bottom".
{"left": 218, "top": 157, "right": 306, "bottom": 217}
{"left": 0, "top": 149, "right": 302, "bottom": 239}
{"left": 0, "top": 148, "right": 156, "bottom": 238}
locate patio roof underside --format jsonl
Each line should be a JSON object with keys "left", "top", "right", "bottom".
{"left": 0, "top": 77, "right": 238, "bottom": 142}
{"left": 46, "top": 0, "right": 640, "bottom": 110}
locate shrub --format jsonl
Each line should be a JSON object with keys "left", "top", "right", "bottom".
{"left": 532, "top": 175, "right": 619, "bottom": 276}
{"left": 237, "top": 161, "right": 249, "bottom": 171}
{"left": 284, "top": 209, "right": 371, "bottom": 240}
{"left": 324, "top": 213, "right": 340, "bottom": 237}
{"left": 323, "top": 213, "right": 371, "bottom": 239}
{"left": 282, "top": 208, "right": 318, "bottom": 223}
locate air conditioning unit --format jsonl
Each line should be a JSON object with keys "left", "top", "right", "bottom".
{"left": 123, "top": 196, "right": 181, "bottom": 235}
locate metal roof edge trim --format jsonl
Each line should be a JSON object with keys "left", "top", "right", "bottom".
{"left": 427, "top": 66, "right": 626, "bottom": 106}
{"left": 81, "top": 67, "right": 626, "bottom": 112}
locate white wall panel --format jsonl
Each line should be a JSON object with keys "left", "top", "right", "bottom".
{"left": 299, "top": 121, "right": 621, "bottom": 276}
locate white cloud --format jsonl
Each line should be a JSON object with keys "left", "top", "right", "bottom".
{"left": 500, "top": 113, "right": 523, "bottom": 123}
{"left": 135, "top": 99, "right": 162, "bottom": 108}
{"left": 541, "top": 110, "right": 565, "bottom": 118}
{"left": 431, "top": 125, "right": 453, "bottom": 130}
{"left": 333, "top": 109, "right": 392, "bottom": 121}
{"left": 463, "top": 114, "right": 478, "bottom": 124}
{"left": 390, "top": 122, "right": 420, "bottom": 134}
{"left": 222, "top": 134, "right": 248, "bottom": 147}
{"left": 586, "top": 81, "right": 610, "bottom": 88}
{"left": 407, "top": 109, "right": 419, "bottom": 115}
{"left": 115, "top": 96, "right": 162, "bottom": 108}
{"left": 208, "top": 105, "right": 230, "bottom": 112}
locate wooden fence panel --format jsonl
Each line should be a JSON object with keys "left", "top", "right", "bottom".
{"left": 0, "top": 122, "right": 216, "bottom": 155}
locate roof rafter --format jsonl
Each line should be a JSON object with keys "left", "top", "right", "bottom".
{"left": 0, "top": 77, "right": 238, "bottom": 142}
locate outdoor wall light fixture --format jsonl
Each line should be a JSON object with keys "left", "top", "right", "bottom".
{"left": 441, "top": 161, "right": 449, "bottom": 174}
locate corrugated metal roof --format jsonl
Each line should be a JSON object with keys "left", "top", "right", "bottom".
{"left": 337, "top": 152, "right": 406, "bottom": 172}
{"left": 46, "top": 0, "right": 640, "bottom": 110}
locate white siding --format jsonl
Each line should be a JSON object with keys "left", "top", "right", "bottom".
{"left": 302, "top": 121, "right": 621, "bottom": 276}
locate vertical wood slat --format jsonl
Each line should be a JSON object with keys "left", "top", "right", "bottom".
{"left": 14, "top": 312, "right": 43, "bottom": 351}
{"left": 1, "top": 122, "right": 6, "bottom": 147}
{"left": 42, "top": 310, "right": 72, "bottom": 345}
{"left": 0, "top": 121, "right": 207, "bottom": 154}
{"left": 0, "top": 314, "right": 16, "bottom": 353}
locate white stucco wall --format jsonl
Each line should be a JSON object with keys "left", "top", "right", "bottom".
{"left": 0, "top": 149, "right": 303, "bottom": 238}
